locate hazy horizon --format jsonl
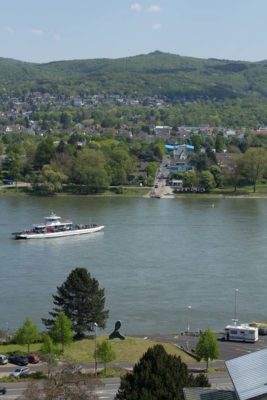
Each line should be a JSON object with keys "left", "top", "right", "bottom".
{"left": 1, "top": 0, "right": 267, "bottom": 64}
{"left": 0, "top": 50, "right": 264, "bottom": 65}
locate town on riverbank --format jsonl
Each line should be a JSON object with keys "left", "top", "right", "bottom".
{"left": 2, "top": 122, "right": 267, "bottom": 199}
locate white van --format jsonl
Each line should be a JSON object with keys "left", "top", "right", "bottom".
{"left": 0, "top": 355, "right": 8, "bottom": 365}
{"left": 224, "top": 324, "right": 258, "bottom": 343}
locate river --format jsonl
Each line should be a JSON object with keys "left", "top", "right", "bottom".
{"left": 1, "top": 195, "right": 267, "bottom": 335}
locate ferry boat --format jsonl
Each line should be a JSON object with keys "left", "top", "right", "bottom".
{"left": 13, "top": 213, "right": 104, "bottom": 240}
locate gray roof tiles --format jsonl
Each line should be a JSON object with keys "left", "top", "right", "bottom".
{"left": 183, "top": 388, "right": 237, "bottom": 400}
{"left": 225, "top": 347, "right": 267, "bottom": 400}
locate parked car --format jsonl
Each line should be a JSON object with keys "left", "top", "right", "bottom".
{"left": 259, "top": 327, "right": 267, "bottom": 335}
{"left": 8, "top": 355, "right": 28, "bottom": 366}
{"left": 0, "top": 386, "right": 6, "bottom": 395}
{"left": 2, "top": 179, "right": 13, "bottom": 185}
{"left": 9, "top": 366, "right": 30, "bottom": 378}
{"left": 0, "top": 355, "right": 8, "bottom": 365}
{"left": 27, "top": 354, "right": 40, "bottom": 364}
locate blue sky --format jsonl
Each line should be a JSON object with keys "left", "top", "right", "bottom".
{"left": 1, "top": 0, "right": 267, "bottom": 63}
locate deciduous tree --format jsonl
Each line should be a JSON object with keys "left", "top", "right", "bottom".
{"left": 195, "top": 329, "right": 219, "bottom": 370}
{"left": 31, "top": 165, "right": 67, "bottom": 195}
{"left": 18, "top": 363, "right": 100, "bottom": 400}
{"left": 50, "top": 312, "right": 73, "bottom": 353}
{"left": 14, "top": 318, "right": 40, "bottom": 353}
{"left": 210, "top": 165, "right": 223, "bottom": 188}
{"left": 223, "top": 155, "right": 243, "bottom": 192}
{"left": 239, "top": 147, "right": 267, "bottom": 192}
{"left": 74, "top": 149, "right": 110, "bottom": 194}
{"left": 39, "top": 334, "right": 59, "bottom": 376}
{"left": 183, "top": 170, "right": 198, "bottom": 189}
{"left": 199, "top": 171, "right": 215, "bottom": 192}
{"left": 95, "top": 340, "right": 116, "bottom": 374}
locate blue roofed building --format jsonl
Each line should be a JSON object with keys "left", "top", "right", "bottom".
{"left": 166, "top": 144, "right": 194, "bottom": 173}
{"left": 165, "top": 144, "right": 195, "bottom": 152}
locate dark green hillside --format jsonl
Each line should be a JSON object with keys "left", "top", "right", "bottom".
{"left": 0, "top": 58, "right": 40, "bottom": 81}
{"left": 1, "top": 51, "right": 267, "bottom": 100}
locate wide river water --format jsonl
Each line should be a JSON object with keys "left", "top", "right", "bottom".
{"left": 1, "top": 195, "right": 267, "bottom": 336}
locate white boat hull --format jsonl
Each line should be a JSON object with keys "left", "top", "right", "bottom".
{"left": 15, "top": 225, "right": 104, "bottom": 239}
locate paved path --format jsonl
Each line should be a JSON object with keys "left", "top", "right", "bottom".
{"left": 148, "top": 178, "right": 174, "bottom": 199}
{"left": 134, "top": 333, "right": 267, "bottom": 371}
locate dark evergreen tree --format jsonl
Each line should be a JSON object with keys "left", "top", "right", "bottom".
{"left": 43, "top": 268, "right": 109, "bottom": 338}
{"left": 215, "top": 134, "right": 225, "bottom": 153}
{"left": 191, "top": 153, "right": 211, "bottom": 172}
{"left": 56, "top": 140, "right": 67, "bottom": 153}
{"left": 115, "top": 344, "right": 210, "bottom": 400}
{"left": 34, "top": 137, "right": 55, "bottom": 170}
{"left": 60, "top": 111, "right": 72, "bottom": 129}
{"left": 191, "top": 134, "right": 202, "bottom": 153}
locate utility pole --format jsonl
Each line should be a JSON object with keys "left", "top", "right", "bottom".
{"left": 94, "top": 322, "right": 98, "bottom": 376}
{"left": 233, "top": 288, "right": 239, "bottom": 325}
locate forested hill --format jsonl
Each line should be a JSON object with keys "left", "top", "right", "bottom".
{"left": 1, "top": 51, "right": 267, "bottom": 101}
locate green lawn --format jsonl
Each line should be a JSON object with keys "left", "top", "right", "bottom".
{"left": 174, "top": 185, "right": 267, "bottom": 198}
{"left": 0, "top": 186, "right": 150, "bottom": 198}
{"left": 0, "top": 336, "right": 194, "bottom": 365}
{"left": 0, "top": 343, "right": 41, "bottom": 355}
{"left": 211, "top": 185, "right": 267, "bottom": 196}
{"left": 64, "top": 336, "right": 194, "bottom": 364}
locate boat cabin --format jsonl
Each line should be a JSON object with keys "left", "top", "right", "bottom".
{"left": 44, "top": 213, "right": 72, "bottom": 228}
{"left": 45, "top": 213, "right": 63, "bottom": 226}
{"left": 224, "top": 324, "right": 258, "bottom": 342}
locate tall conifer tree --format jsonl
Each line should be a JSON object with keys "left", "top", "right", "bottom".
{"left": 43, "top": 268, "right": 109, "bottom": 338}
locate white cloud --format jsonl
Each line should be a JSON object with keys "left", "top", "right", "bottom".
{"left": 4, "top": 27, "right": 14, "bottom": 34}
{"left": 30, "top": 28, "right": 44, "bottom": 36}
{"left": 152, "top": 23, "right": 161, "bottom": 30}
{"left": 131, "top": 3, "right": 143, "bottom": 12}
{"left": 148, "top": 5, "right": 161, "bottom": 13}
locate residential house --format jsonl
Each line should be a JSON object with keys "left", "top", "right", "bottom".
{"left": 154, "top": 125, "right": 172, "bottom": 137}
{"left": 167, "top": 144, "right": 194, "bottom": 173}
{"left": 216, "top": 153, "right": 240, "bottom": 171}
{"left": 169, "top": 161, "right": 191, "bottom": 173}
{"left": 170, "top": 179, "right": 183, "bottom": 188}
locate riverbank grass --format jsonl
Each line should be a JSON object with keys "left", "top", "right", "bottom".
{"left": 0, "top": 336, "right": 194, "bottom": 364}
{"left": 64, "top": 336, "right": 194, "bottom": 364}
{"left": 0, "top": 185, "right": 150, "bottom": 197}
{"left": 173, "top": 185, "right": 267, "bottom": 198}
{"left": 107, "top": 187, "right": 150, "bottom": 197}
